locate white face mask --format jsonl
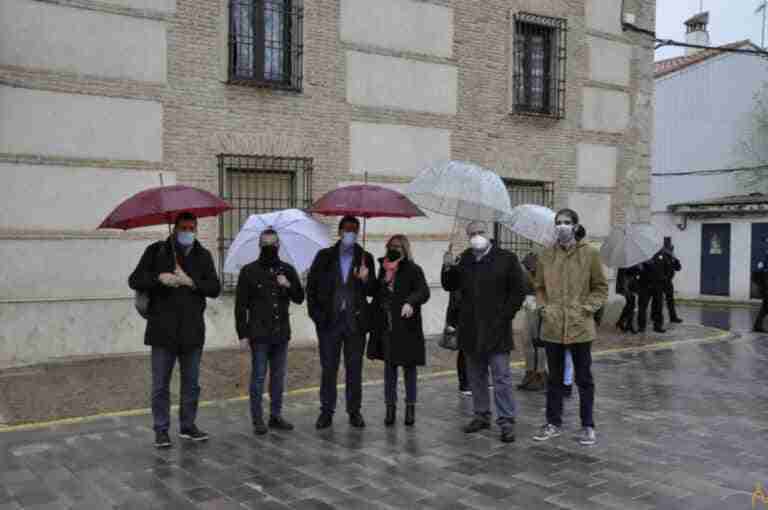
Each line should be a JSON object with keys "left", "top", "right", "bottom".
{"left": 555, "top": 224, "right": 575, "bottom": 245}
{"left": 470, "top": 235, "right": 490, "bottom": 251}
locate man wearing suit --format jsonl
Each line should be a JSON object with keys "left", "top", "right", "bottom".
{"left": 307, "top": 216, "right": 376, "bottom": 429}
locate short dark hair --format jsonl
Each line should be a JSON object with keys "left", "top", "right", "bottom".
{"left": 338, "top": 215, "right": 360, "bottom": 231}
{"left": 174, "top": 212, "right": 197, "bottom": 228}
{"left": 555, "top": 208, "right": 579, "bottom": 225}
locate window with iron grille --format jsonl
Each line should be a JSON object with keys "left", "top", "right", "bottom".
{"left": 218, "top": 154, "right": 313, "bottom": 287}
{"left": 494, "top": 179, "right": 554, "bottom": 257}
{"left": 229, "top": 0, "right": 304, "bottom": 91}
{"left": 512, "top": 13, "right": 567, "bottom": 119}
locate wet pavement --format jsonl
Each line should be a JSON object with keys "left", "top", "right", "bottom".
{"left": 0, "top": 305, "right": 766, "bottom": 510}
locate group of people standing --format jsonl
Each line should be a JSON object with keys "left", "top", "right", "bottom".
{"left": 130, "top": 208, "right": 609, "bottom": 449}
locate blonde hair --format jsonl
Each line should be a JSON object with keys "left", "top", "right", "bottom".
{"left": 386, "top": 234, "right": 413, "bottom": 262}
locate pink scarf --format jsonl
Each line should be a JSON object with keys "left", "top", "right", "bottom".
{"left": 382, "top": 258, "right": 401, "bottom": 288}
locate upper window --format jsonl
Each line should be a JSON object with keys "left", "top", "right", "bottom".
{"left": 512, "top": 13, "right": 567, "bottom": 119}
{"left": 229, "top": 0, "right": 304, "bottom": 91}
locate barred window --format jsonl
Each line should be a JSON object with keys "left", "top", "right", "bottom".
{"left": 512, "top": 13, "right": 567, "bottom": 119}
{"left": 229, "top": 0, "right": 304, "bottom": 91}
{"left": 218, "top": 155, "right": 313, "bottom": 287}
{"left": 494, "top": 180, "right": 554, "bottom": 256}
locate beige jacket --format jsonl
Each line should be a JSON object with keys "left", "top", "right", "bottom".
{"left": 533, "top": 241, "right": 608, "bottom": 344}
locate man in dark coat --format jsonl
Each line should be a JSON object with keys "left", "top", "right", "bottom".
{"left": 441, "top": 221, "right": 526, "bottom": 443}
{"left": 661, "top": 244, "right": 683, "bottom": 324}
{"left": 616, "top": 264, "right": 641, "bottom": 333}
{"left": 235, "top": 229, "right": 304, "bottom": 435}
{"left": 638, "top": 250, "right": 669, "bottom": 333}
{"left": 753, "top": 238, "right": 768, "bottom": 333}
{"left": 307, "top": 216, "right": 376, "bottom": 429}
{"left": 128, "top": 212, "right": 221, "bottom": 448}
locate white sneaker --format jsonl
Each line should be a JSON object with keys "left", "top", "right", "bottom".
{"left": 579, "top": 427, "right": 596, "bottom": 445}
{"left": 533, "top": 423, "right": 561, "bottom": 441}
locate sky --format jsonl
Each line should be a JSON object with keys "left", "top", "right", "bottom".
{"left": 655, "top": 0, "right": 765, "bottom": 61}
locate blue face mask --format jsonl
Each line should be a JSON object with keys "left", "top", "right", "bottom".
{"left": 177, "top": 231, "right": 195, "bottom": 247}
{"left": 341, "top": 232, "right": 357, "bottom": 248}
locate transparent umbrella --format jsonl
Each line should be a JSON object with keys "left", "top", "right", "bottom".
{"left": 600, "top": 223, "right": 663, "bottom": 268}
{"left": 500, "top": 204, "right": 556, "bottom": 247}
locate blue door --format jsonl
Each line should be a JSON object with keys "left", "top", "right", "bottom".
{"left": 700, "top": 223, "right": 730, "bottom": 296}
{"left": 751, "top": 223, "right": 768, "bottom": 299}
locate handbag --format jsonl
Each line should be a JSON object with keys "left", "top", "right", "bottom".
{"left": 134, "top": 291, "right": 151, "bottom": 319}
{"left": 439, "top": 324, "right": 459, "bottom": 351}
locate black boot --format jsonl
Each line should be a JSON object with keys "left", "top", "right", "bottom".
{"left": 404, "top": 404, "right": 415, "bottom": 427}
{"left": 385, "top": 405, "right": 396, "bottom": 427}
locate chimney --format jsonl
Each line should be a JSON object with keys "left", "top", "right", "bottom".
{"left": 684, "top": 12, "right": 710, "bottom": 55}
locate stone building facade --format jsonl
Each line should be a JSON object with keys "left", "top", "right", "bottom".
{"left": 0, "top": 0, "right": 655, "bottom": 422}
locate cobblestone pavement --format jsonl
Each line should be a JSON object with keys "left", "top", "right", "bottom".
{"left": 0, "top": 309, "right": 766, "bottom": 510}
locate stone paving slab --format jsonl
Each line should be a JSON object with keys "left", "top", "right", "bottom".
{"left": 0, "top": 329, "right": 766, "bottom": 509}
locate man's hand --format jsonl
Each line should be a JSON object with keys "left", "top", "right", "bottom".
{"left": 239, "top": 338, "right": 250, "bottom": 350}
{"left": 401, "top": 303, "right": 414, "bottom": 318}
{"left": 355, "top": 262, "right": 369, "bottom": 281}
{"left": 158, "top": 273, "right": 180, "bottom": 288}
{"left": 276, "top": 274, "right": 291, "bottom": 288}
{"left": 175, "top": 267, "right": 195, "bottom": 288}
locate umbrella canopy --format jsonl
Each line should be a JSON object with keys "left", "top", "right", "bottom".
{"left": 500, "top": 204, "right": 556, "bottom": 247}
{"left": 223, "top": 209, "right": 331, "bottom": 274}
{"left": 99, "top": 185, "right": 231, "bottom": 230}
{"left": 310, "top": 184, "right": 425, "bottom": 218}
{"left": 600, "top": 223, "right": 663, "bottom": 268}
{"left": 405, "top": 160, "right": 512, "bottom": 223}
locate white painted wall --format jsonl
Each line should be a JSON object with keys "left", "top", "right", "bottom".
{"left": 582, "top": 87, "right": 630, "bottom": 133}
{"left": 0, "top": 0, "right": 167, "bottom": 82}
{"left": 577, "top": 144, "right": 618, "bottom": 187}
{"left": 588, "top": 37, "right": 631, "bottom": 86}
{"left": 0, "top": 86, "right": 163, "bottom": 161}
{"left": 585, "top": 0, "right": 623, "bottom": 35}
{"left": 569, "top": 192, "right": 613, "bottom": 237}
{"left": 349, "top": 123, "right": 451, "bottom": 177}
{"left": 346, "top": 51, "right": 458, "bottom": 115}
{"left": 340, "top": 0, "right": 453, "bottom": 58}
{"left": 99, "top": 0, "right": 176, "bottom": 12}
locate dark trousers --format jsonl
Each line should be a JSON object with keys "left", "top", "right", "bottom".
{"left": 151, "top": 346, "right": 202, "bottom": 433}
{"left": 249, "top": 341, "right": 289, "bottom": 422}
{"left": 545, "top": 342, "right": 594, "bottom": 428}
{"left": 384, "top": 363, "right": 417, "bottom": 404}
{"left": 662, "top": 280, "right": 679, "bottom": 320}
{"left": 457, "top": 350, "right": 469, "bottom": 390}
{"left": 618, "top": 292, "right": 636, "bottom": 329}
{"left": 317, "top": 322, "right": 364, "bottom": 415}
{"left": 755, "top": 296, "right": 768, "bottom": 330}
{"left": 638, "top": 287, "right": 663, "bottom": 330}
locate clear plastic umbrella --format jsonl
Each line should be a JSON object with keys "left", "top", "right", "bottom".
{"left": 500, "top": 204, "right": 556, "bottom": 247}
{"left": 600, "top": 223, "right": 663, "bottom": 268}
{"left": 223, "top": 209, "right": 331, "bottom": 274}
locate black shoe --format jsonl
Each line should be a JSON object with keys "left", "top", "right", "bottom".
{"left": 315, "top": 413, "right": 333, "bottom": 430}
{"left": 404, "top": 404, "right": 415, "bottom": 427}
{"left": 563, "top": 384, "right": 573, "bottom": 398}
{"left": 670, "top": 317, "right": 683, "bottom": 324}
{"left": 154, "top": 431, "right": 172, "bottom": 449}
{"left": 349, "top": 413, "right": 366, "bottom": 428}
{"left": 179, "top": 426, "right": 209, "bottom": 442}
{"left": 463, "top": 418, "right": 491, "bottom": 434}
{"left": 385, "top": 405, "right": 396, "bottom": 427}
{"left": 253, "top": 419, "right": 268, "bottom": 436}
{"left": 653, "top": 326, "right": 667, "bottom": 333}
{"left": 268, "top": 416, "right": 294, "bottom": 431}
{"left": 500, "top": 427, "right": 515, "bottom": 443}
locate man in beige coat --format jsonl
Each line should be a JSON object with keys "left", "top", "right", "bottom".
{"left": 532, "top": 209, "right": 608, "bottom": 446}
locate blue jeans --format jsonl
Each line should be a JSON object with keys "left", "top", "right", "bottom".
{"left": 250, "top": 341, "right": 289, "bottom": 422}
{"left": 151, "top": 346, "right": 202, "bottom": 433}
{"left": 466, "top": 351, "right": 516, "bottom": 429}
{"left": 384, "top": 364, "right": 417, "bottom": 405}
{"left": 564, "top": 349, "right": 574, "bottom": 385}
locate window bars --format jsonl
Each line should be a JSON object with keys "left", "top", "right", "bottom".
{"left": 512, "top": 12, "right": 567, "bottom": 119}
{"left": 494, "top": 179, "right": 555, "bottom": 256}
{"left": 229, "top": 0, "right": 304, "bottom": 91}
{"left": 217, "top": 154, "right": 313, "bottom": 287}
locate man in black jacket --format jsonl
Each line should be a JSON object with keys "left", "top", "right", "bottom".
{"left": 235, "top": 229, "right": 304, "bottom": 435}
{"left": 753, "top": 238, "right": 768, "bottom": 333}
{"left": 638, "top": 250, "right": 668, "bottom": 333}
{"left": 661, "top": 244, "right": 683, "bottom": 324}
{"left": 441, "top": 221, "right": 526, "bottom": 443}
{"left": 128, "top": 212, "right": 221, "bottom": 448}
{"left": 307, "top": 216, "right": 376, "bottom": 429}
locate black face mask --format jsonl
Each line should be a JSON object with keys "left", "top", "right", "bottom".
{"left": 260, "top": 245, "right": 279, "bottom": 264}
{"left": 386, "top": 249, "right": 402, "bottom": 262}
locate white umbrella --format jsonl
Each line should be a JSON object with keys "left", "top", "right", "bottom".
{"left": 600, "top": 223, "right": 663, "bottom": 268}
{"left": 405, "top": 160, "right": 512, "bottom": 223}
{"left": 500, "top": 204, "right": 556, "bottom": 247}
{"left": 223, "top": 209, "right": 331, "bottom": 274}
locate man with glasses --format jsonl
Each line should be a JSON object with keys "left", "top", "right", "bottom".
{"left": 441, "top": 221, "right": 526, "bottom": 443}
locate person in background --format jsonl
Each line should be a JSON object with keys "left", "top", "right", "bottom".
{"left": 370, "top": 235, "right": 430, "bottom": 426}
{"left": 235, "top": 229, "right": 304, "bottom": 435}
{"left": 661, "top": 242, "right": 683, "bottom": 324}
{"left": 616, "top": 265, "right": 641, "bottom": 334}
{"left": 129, "top": 212, "right": 221, "bottom": 448}
{"left": 517, "top": 252, "right": 548, "bottom": 392}
{"left": 446, "top": 289, "right": 471, "bottom": 395}
{"left": 307, "top": 216, "right": 376, "bottom": 430}
{"left": 442, "top": 221, "right": 526, "bottom": 443}
{"left": 753, "top": 236, "right": 768, "bottom": 333}
{"left": 638, "top": 250, "right": 668, "bottom": 334}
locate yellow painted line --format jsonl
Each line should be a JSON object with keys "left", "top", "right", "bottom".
{"left": 0, "top": 328, "right": 734, "bottom": 434}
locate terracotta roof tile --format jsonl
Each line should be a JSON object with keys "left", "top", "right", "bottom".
{"left": 654, "top": 40, "right": 753, "bottom": 79}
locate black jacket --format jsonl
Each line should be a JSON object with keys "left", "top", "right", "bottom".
{"left": 306, "top": 242, "right": 376, "bottom": 332}
{"left": 369, "top": 259, "right": 430, "bottom": 367}
{"left": 235, "top": 259, "right": 304, "bottom": 343}
{"left": 616, "top": 265, "right": 641, "bottom": 295}
{"left": 441, "top": 246, "right": 526, "bottom": 354}
{"left": 640, "top": 251, "right": 679, "bottom": 288}
{"left": 128, "top": 238, "right": 221, "bottom": 352}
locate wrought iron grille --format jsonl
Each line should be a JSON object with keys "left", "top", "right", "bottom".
{"left": 495, "top": 179, "right": 555, "bottom": 257}
{"left": 512, "top": 12, "right": 567, "bottom": 119}
{"left": 217, "top": 154, "right": 313, "bottom": 287}
{"left": 229, "top": 0, "right": 304, "bottom": 91}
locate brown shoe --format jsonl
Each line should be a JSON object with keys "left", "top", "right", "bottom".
{"left": 517, "top": 370, "right": 534, "bottom": 390}
{"left": 521, "top": 371, "right": 547, "bottom": 391}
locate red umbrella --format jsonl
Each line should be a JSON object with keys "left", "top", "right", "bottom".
{"left": 98, "top": 185, "right": 232, "bottom": 230}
